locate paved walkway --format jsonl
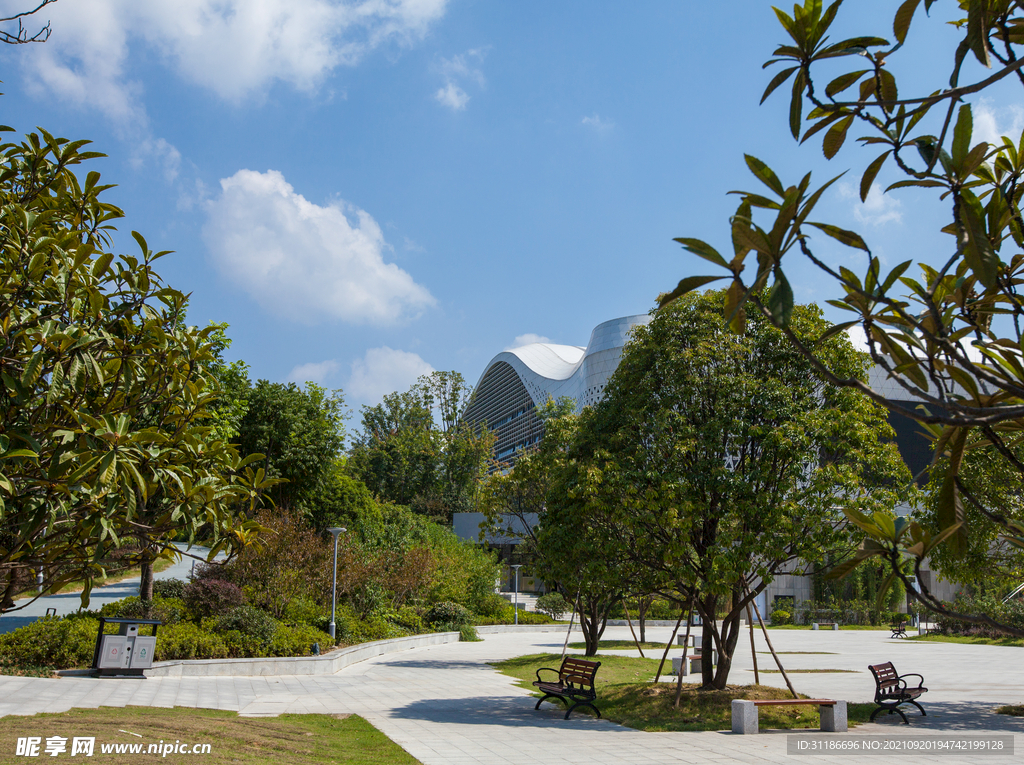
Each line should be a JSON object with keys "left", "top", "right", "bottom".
{"left": 0, "top": 626, "right": 1021, "bottom": 763}
{"left": 0, "top": 545, "right": 222, "bottom": 634}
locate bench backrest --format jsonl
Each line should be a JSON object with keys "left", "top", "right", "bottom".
{"left": 868, "top": 662, "right": 900, "bottom": 693}
{"left": 559, "top": 657, "right": 600, "bottom": 689}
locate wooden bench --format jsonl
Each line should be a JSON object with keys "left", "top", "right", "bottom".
{"left": 732, "top": 699, "right": 847, "bottom": 734}
{"left": 868, "top": 661, "right": 927, "bottom": 724}
{"left": 890, "top": 621, "right": 908, "bottom": 638}
{"left": 533, "top": 656, "right": 601, "bottom": 719}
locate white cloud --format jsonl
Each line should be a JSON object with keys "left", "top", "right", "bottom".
{"left": 505, "top": 333, "right": 551, "bottom": 350}
{"left": 347, "top": 346, "right": 434, "bottom": 405}
{"left": 838, "top": 182, "right": 903, "bottom": 226}
{"left": 974, "top": 99, "right": 1024, "bottom": 150}
{"left": 20, "top": 0, "right": 449, "bottom": 118}
{"left": 286, "top": 359, "right": 341, "bottom": 385}
{"left": 434, "top": 82, "right": 469, "bottom": 110}
{"left": 203, "top": 169, "right": 436, "bottom": 325}
{"left": 434, "top": 48, "right": 486, "bottom": 110}
{"left": 582, "top": 114, "right": 614, "bottom": 132}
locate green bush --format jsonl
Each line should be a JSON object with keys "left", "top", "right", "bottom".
{"left": 459, "top": 624, "right": 480, "bottom": 641}
{"left": 474, "top": 592, "right": 511, "bottom": 618}
{"left": 425, "top": 601, "right": 472, "bottom": 628}
{"left": 282, "top": 596, "right": 328, "bottom": 628}
{"left": 0, "top": 616, "right": 99, "bottom": 669}
{"left": 536, "top": 593, "right": 568, "bottom": 620}
{"left": 215, "top": 605, "right": 277, "bottom": 644}
{"left": 155, "top": 622, "right": 228, "bottom": 661}
{"left": 152, "top": 578, "right": 187, "bottom": 600}
{"left": 270, "top": 623, "right": 332, "bottom": 656}
{"left": 99, "top": 596, "right": 185, "bottom": 625}
{"left": 770, "top": 609, "right": 792, "bottom": 625}
{"left": 391, "top": 605, "right": 425, "bottom": 633}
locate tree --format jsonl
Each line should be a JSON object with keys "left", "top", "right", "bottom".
{"left": 0, "top": 0, "right": 56, "bottom": 45}
{"left": 348, "top": 371, "right": 493, "bottom": 523}
{"left": 662, "top": 0, "right": 1024, "bottom": 635}
{"left": 553, "top": 292, "right": 910, "bottom": 687}
{"left": 235, "top": 380, "right": 347, "bottom": 514}
{"left": 0, "top": 128, "right": 271, "bottom": 614}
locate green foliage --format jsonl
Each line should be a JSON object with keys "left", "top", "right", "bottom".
{"left": 543, "top": 291, "right": 911, "bottom": 686}
{"left": 99, "top": 595, "right": 185, "bottom": 625}
{"left": 236, "top": 381, "right": 347, "bottom": 517}
{"left": 151, "top": 578, "right": 187, "bottom": 600}
{"left": 0, "top": 615, "right": 98, "bottom": 669}
{"left": 770, "top": 609, "right": 792, "bottom": 625}
{"left": 458, "top": 624, "right": 479, "bottom": 641}
{"left": 155, "top": 622, "right": 229, "bottom": 661}
{"left": 425, "top": 601, "right": 473, "bottom": 629}
{"left": 663, "top": 0, "right": 1024, "bottom": 635}
{"left": 536, "top": 593, "right": 569, "bottom": 620}
{"left": 0, "top": 128, "right": 273, "bottom": 612}
{"left": 215, "top": 605, "right": 277, "bottom": 644}
{"left": 347, "top": 371, "right": 494, "bottom": 522}
{"left": 935, "top": 594, "right": 1024, "bottom": 638}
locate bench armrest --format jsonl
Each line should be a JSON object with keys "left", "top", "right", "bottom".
{"left": 535, "top": 667, "right": 561, "bottom": 683}
{"left": 898, "top": 673, "right": 925, "bottom": 688}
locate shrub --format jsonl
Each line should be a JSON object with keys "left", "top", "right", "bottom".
{"left": 155, "top": 622, "right": 228, "bottom": 661}
{"left": 0, "top": 616, "right": 99, "bottom": 669}
{"left": 459, "top": 624, "right": 479, "bottom": 641}
{"left": 215, "top": 605, "right": 277, "bottom": 644}
{"left": 474, "top": 593, "right": 511, "bottom": 619}
{"left": 282, "top": 597, "right": 328, "bottom": 628}
{"left": 99, "top": 596, "right": 185, "bottom": 625}
{"left": 270, "top": 623, "right": 332, "bottom": 656}
{"left": 392, "top": 605, "right": 425, "bottom": 633}
{"left": 152, "top": 578, "right": 187, "bottom": 600}
{"left": 183, "top": 579, "right": 245, "bottom": 620}
{"left": 536, "top": 593, "right": 568, "bottom": 620}
{"left": 770, "top": 609, "right": 792, "bottom": 625}
{"left": 425, "top": 601, "right": 472, "bottom": 629}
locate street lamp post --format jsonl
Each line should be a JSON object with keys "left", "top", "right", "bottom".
{"left": 327, "top": 527, "right": 346, "bottom": 640}
{"left": 511, "top": 564, "right": 523, "bottom": 626}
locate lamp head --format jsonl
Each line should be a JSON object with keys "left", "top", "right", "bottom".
{"left": 328, "top": 527, "right": 346, "bottom": 538}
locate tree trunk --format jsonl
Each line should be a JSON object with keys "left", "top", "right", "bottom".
{"left": 638, "top": 595, "right": 651, "bottom": 643}
{"left": 577, "top": 593, "right": 610, "bottom": 656}
{"left": 139, "top": 555, "right": 155, "bottom": 605}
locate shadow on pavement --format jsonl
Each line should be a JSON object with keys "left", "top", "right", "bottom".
{"left": 864, "top": 701, "right": 1024, "bottom": 732}
{"left": 388, "top": 695, "right": 628, "bottom": 731}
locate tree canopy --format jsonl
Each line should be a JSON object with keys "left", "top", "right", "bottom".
{"left": 0, "top": 128, "right": 271, "bottom": 613}
{"left": 663, "top": 0, "right": 1024, "bottom": 633}
{"left": 543, "top": 291, "right": 911, "bottom": 686}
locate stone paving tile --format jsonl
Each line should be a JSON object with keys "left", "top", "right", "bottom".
{"left": 0, "top": 627, "right": 1021, "bottom": 764}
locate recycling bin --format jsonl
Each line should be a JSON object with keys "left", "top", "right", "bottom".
{"left": 91, "top": 618, "right": 161, "bottom": 678}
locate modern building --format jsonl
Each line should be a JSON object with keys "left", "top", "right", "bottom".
{"left": 461, "top": 314, "right": 652, "bottom": 464}
{"left": 456, "top": 313, "right": 955, "bottom": 607}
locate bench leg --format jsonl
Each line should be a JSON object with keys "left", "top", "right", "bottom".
{"left": 870, "top": 704, "right": 909, "bottom": 725}
{"left": 535, "top": 694, "right": 568, "bottom": 712}
{"left": 906, "top": 700, "right": 926, "bottom": 717}
{"left": 731, "top": 700, "right": 758, "bottom": 734}
{"left": 565, "top": 701, "right": 601, "bottom": 720}
{"left": 820, "top": 701, "right": 847, "bottom": 733}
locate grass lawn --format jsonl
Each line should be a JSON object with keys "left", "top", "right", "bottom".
{"left": 492, "top": 652, "right": 875, "bottom": 732}
{"left": 910, "top": 634, "right": 1024, "bottom": 647}
{"left": 0, "top": 707, "right": 420, "bottom": 764}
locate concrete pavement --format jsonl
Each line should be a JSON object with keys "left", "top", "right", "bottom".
{"left": 0, "top": 626, "right": 1021, "bottom": 764}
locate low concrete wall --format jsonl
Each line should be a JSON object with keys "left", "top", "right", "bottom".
{"left": 143, "top": 631, "right": 461, "bottom": 678}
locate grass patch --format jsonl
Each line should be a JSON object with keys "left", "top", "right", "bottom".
{"left": 0, "top": 706, "right": 420, "bottom": 764}
{"left": 997, "top": 705, "right": 1024, "bottom": 716}
{"left": 566, "top": 641, "right": 669, "bottom": 651}
{"left": 909, "top": 634, "right": 1024, "bottom": 647}
{"left": 491, "top": 652, "right": 873, "bottom": 732}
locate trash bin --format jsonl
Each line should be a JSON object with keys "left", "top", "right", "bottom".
{"left": 91, "top": 618, "right": 161, "bottom": 678}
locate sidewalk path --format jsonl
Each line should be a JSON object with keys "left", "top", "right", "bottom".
{"left": 0, "top": 626, "right": 1022, "bottom": 764}
{"left": 0, "top": 545, "right": 220, "bottom": 634}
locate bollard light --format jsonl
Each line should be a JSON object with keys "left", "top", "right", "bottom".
{"left": 511, "top": 564, "right": 523, "bottom": 626}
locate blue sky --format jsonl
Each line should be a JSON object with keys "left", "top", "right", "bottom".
{"left": 1, "top": 0, "right": 1021, "bottom": 416}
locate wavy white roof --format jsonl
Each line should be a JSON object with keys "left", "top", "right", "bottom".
{"left": 476, "top": 315, "right": 652, "bottom": 410}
